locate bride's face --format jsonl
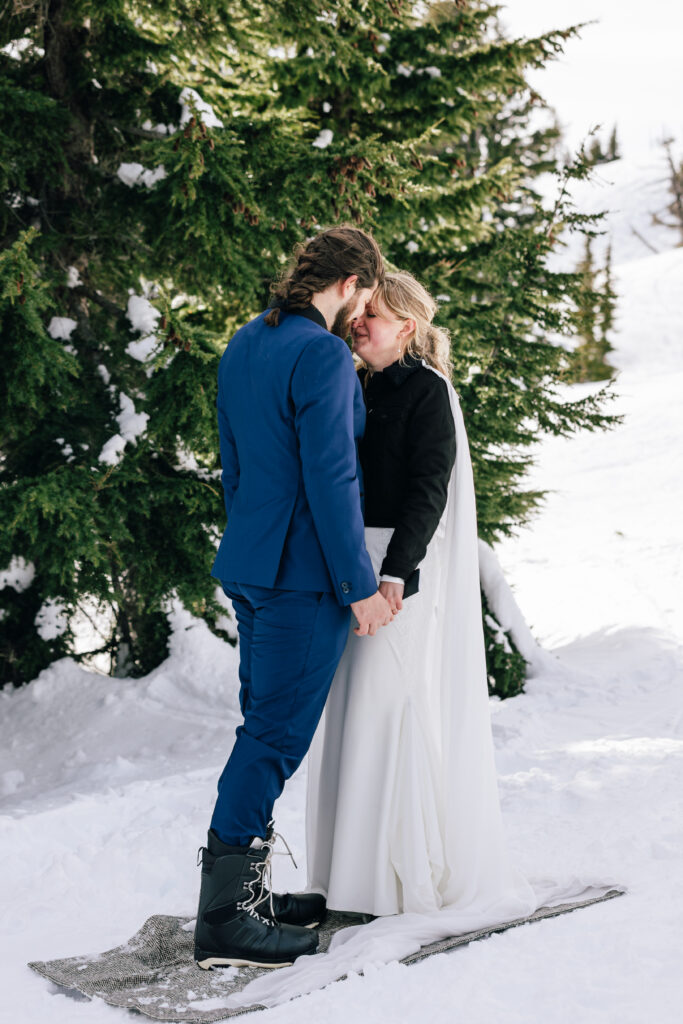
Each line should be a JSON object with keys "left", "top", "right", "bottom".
{"left": 351, "top": 297, "right": 413, "bottom": 372}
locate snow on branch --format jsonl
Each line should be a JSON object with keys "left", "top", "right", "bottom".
{"left": 34, "top": 598, "right": 68, "bottom": 640}
{"left": 179, "top": 87, "right": 224, "bottom": 129}
{"left": 126, "top": 295, "right": 161, "bottom": 362}
{"left": 312, "top": 129, "right": 334, "bottom": 149}
{"left": 117, "top": 163, "right": 167, "bottom": 188}
{"left": 478, "top": 540, "right": 557, "bottom": 676}
{"left": 47, "top": 317, "right": 77, "bottom": 340}
{"left": 98, "top": 393, "right": 150, "bottom": 467}
{"left": 0, "top": 557, "right": 36, "bottom": 592}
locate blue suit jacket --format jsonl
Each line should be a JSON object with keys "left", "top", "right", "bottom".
{"left": 211, "top": 306, "right": 377, "bottom": 607}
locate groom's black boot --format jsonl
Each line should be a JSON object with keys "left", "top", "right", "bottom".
{"left": 259, "top": 821, "right": 327, "bottom": 928}
{"left": 194, "top": 831, "right": 318, "bottom": 969}
{"left": 268, "top": 891, "right": 327, "bottom": 929}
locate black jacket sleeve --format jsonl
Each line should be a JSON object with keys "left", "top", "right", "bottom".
{"left": 380, "top": 376, "right": 456, "bottom": 580}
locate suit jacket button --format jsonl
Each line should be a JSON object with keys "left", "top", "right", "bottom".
{"left": 341, "top": 581, "right": 351, "bottom": 594}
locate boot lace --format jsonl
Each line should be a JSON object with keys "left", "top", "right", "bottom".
{"left": 237, "top": 824, "right": 299, "bottom": 925}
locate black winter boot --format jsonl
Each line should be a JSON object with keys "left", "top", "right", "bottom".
{"left": 258, "top": 823, "right": 328, "bottom": 928}
{"left": 194, "top": 832, "right": 318, "bottom": 969}
{"left": 268, "top": 891, "right": 327, "bottom": 929}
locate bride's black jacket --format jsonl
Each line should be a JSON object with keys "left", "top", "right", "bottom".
{"left": 358, "top": 354, "right": 456, "bottom": 594}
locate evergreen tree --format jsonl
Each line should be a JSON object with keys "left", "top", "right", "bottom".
{"left": 570, "top": 236, "right": 599, "bottom": 376}
{"left": 264, "top": 0, "right": 618, "bottom": 695}
{"left": 567, "top": 237, "right": 615, "bottom": 383}
{"left": 0, "top": 0, "right": 406, "bottom": 684}
{"left": 270, "top": 1, "right": 616, "bottom": 542}
{"left": 588, "top": 137, "right": 607, "bottom": 166}
{"left": 659, "top": 137, "right": 683, "bottom": 245}
{"left": 481, "top": 591, "right": 526, "bottom": 699}
{"left": 2, "top": 0, "right": 617, "bottom": 692}
{"left": 598, "top": 241, "right": 617, "bottom": 352}
{"left": 607, "top": 124, "right": 621, "bottom": 162}
{"left": 0, "top": 229, "right": 79, "bottom": 684}
{"left": 586, "top": 124, "right": 621, "bottom": 166}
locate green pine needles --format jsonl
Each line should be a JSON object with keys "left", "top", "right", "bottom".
{"left": 481, "top": 592, "right": 526, "bottom": 700}
{"left": 1, "top": 1, "right": 617, "bottom": 688}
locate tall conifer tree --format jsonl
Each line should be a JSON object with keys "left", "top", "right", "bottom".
{"left": 2, "top": 0, "right": 615, "bottom": 689}
{"left": 568, "top": 238, "right": 615, "bottom": 384}
{"left": 1, "top": 0, "right": 402, "bottom": 683}
{"left": 270, "top": 1, "right": 615, "bottom": 539}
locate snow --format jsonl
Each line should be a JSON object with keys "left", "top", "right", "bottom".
{"left": 1, "top": 36, "right": 35, "bottom": 60}
{"left": 126, "top": 335, "right": 158, "bottom": 362}
{"left": 117, "top": 163, "right": 167, "bottom": 188}
{"left": 179, "top": 87, "right": 224, "bottom": 129}
{"left": 479, "top": 540, "right": 556, "bottom": 675}
{"left": 126, "top": 295, "right": 160, "bottom": 362}
{"left": 67, "top": 266, "right": 82, "bottom": 288}
{"left": 611, "top": 248, "right": 683, "bottom": 376}
{"left": 127, "top": 295, "right": 160, "bottom": 335}
{"left": 2, "top": 768, "right": 24, "bottom": 796}
{"left": 116, "top": 393, "right": 149, "bottom": 442}
{"left": 0, "top": 556, "right": 35, "bottom": 592}
{"left": 552, "top": 152, "right": 682, "bottom": 268}
{"left": 173, "top": 442, "right": 221, "bottom": 484}
{"left": 267, "top": 45, "right": 297, "bottom": 60}
{"left": 312, "top": 129, "right": 334, "bottom": 150}
{"left": 98, "top": 393, "right": 150, "bottom": 466}
{"left": 117, "top": 163, "right": 147, "bottom": 187}
{"left": 3, "top": 157, "right": 683, "bottom": 1022}
{"left": 34, "top": 598, "right": 68, "bottom": 641}
{"left": 47, "top": 316, "right": 77, "bottom": 340}
{"left": 98, "top": 433, "right": 126, "bottom": 466}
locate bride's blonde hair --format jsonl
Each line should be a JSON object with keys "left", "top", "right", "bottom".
{"left": 373, "top": 271, "right": 453, "bottom": 379}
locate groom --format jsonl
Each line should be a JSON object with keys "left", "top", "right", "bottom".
{"left": 194, "top": 226, "right": 393, "bottom": 970}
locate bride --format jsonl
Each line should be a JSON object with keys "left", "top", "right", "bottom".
{"left": 228, "top": 274, "right": 599, "bottom": 1010}
{"left": 305, "top": 271, "right": 536, "bottom": 917}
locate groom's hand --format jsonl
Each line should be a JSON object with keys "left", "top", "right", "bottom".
{"left": 351, "top": 591, "right": 393, "bottom": 636}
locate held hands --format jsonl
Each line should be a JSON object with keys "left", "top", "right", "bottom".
{"left": 350, "top": 590, "right": 394, "bottom": 636}
{"left": 379, "top": 580, "right": 404, "bottom": 616}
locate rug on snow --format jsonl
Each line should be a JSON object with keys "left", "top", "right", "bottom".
{"left": 29, "top": 888, "right": 624, "bottom": 1022}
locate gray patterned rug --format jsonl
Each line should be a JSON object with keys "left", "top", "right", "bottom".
{"left": 29, "top": 889, "right": 624, "bottom": 1021}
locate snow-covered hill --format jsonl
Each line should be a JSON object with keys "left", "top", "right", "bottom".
{"left": 1, "top": 166, "right": 683, "bottom": 1022}
{"left": 556, "top": 152, "right": 682, "bottom": 268}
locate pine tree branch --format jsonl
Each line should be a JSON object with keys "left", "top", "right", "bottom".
{"left": 99, "top": 116, "right": 170, "bottom": 141}
{"left": 629, "top": 225, "right": 659, "bottom": 255}
{"left": 662, "top": 138, "right": 683, "bottom": 244}
{"left": 73, "top": 285, "right": 126, "bottom": 318}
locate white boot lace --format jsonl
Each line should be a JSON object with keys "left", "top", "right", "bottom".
{"left": 236, "top": 835, "right": 276, "bottom": 926}
{"left": 236, "top": 825, "right": 299, "bottom": 925}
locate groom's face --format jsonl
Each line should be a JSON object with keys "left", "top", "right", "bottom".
{"left": 331, "top": 282, "right": 377, "bottom": 340}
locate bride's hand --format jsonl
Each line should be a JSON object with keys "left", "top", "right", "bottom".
{"left": 379, "top": 581, "right": 404, "bottom": 615}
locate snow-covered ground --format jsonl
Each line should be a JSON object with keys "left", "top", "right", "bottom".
{"left": 556, "top": 151, "right": 683, "bottom": 267}
{"left": 2, "top": 160, "right": 683, "bottom": 1023}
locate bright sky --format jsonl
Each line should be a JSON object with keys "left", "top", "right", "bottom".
{"left": 499, "top": 0, "right": 683, "bottom": 159}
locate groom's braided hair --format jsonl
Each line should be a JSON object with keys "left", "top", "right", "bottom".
{"left": 264, "top": 226, "right": 384, "bottom": 327}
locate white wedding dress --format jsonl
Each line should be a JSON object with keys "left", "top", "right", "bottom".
{"left": 227, "top": 371, "right": 605, "bottom": 1009}
{"left": 306, "top": 369, "right": 537, "bottom": 916}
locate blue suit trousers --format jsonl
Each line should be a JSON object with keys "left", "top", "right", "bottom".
{"left": 211, "top": 582, "right": 351, "bottom": 845}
